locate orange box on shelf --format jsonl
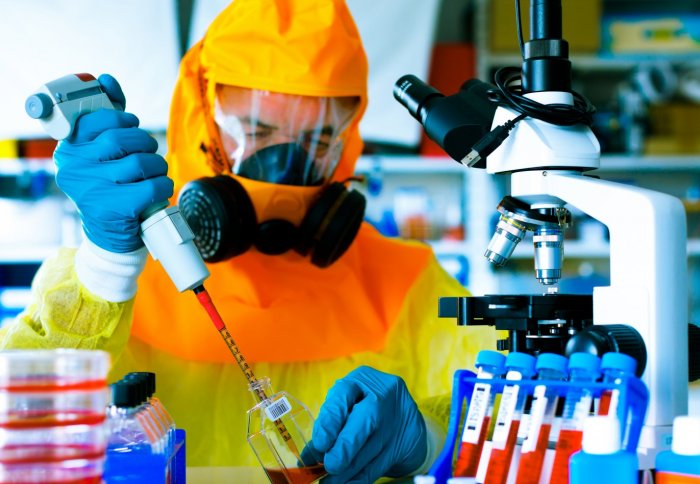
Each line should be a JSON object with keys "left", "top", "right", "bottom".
{"left": 19, "top": 139, "right": 57, "bottom": 158}
{"left": 420, "top": 43, "right": 476, "bottom": 157}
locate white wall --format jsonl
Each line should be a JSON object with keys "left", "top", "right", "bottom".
{"left": 188, "top": 0, "right": 440, "bottom": 148}
{"left": 0, "top": 0, "right": 180, "bottom": 139}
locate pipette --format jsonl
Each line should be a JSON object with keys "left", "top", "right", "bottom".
{"left": 26, "top": 73, "right": 210, "bottom": 294}
{"left": 192, "top": 285, "right": 302, "bottom": 461}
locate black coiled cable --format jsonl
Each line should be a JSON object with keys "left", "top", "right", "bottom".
{"left": 488, "top": 66, "right": 596, "bottom": 127}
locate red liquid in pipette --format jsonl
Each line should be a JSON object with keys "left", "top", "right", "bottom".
{"left": 193, "top": 286, "right": 302, "bottom": 460}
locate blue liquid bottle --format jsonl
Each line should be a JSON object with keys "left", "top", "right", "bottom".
{"left": 103, "top": 379, "right": 165, "bottom": 483}
{"left": 655, "top": 416, "right": 700, "bottom": 483}
{"left": 569, "top": 415, "right": 638, "bottom": 484}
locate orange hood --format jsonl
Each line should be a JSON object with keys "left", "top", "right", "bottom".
{"left": 167, "top": 0, "right": 368, "bottom": 189}
{"left": 132, "top": 0, "right": 434, "bottom": 363}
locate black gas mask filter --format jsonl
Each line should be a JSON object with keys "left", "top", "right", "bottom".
{"left": 178, "top": 143, "right": 366, "bottom": 268}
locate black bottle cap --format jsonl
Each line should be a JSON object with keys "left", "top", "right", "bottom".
{"left": 111, "top": 380, "right": 141, "bottom": 408}
{"left": 125, "top": 372, "right": 156, "bottom": 397}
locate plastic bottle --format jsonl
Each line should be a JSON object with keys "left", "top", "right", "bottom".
{"left": 655, "top": 415, "right": 700, "bottom": 483}
{"left": 569, "top": 416, "right": 638, "bottom": 484}
{"left": 481, "top": 352, "right": 537, "bottom": 484}
{"left": 125, "top": 372, "right": 175, "bottom": 455}
{"left": 127, "top": 372, "right": 179, "bottom": 482}
{"left": 453, "top": 350, "right": 507, "bottom": 478}
{"left": 549, "top": 352, "right": 601, "bottom": 484}
{"left": 514, "top": 353, "right": 568, "bottom": 484}
{"left": 598, "top": 352, "right": 637, "bottom": 416}
{"left": 103, "top": 380, "right": 166, "bottom": 483}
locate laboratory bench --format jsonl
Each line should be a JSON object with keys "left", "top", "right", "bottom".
{"left": 186, "top": 467, "right": 414, "bottom": 483}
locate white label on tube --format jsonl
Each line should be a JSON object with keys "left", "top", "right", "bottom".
{"left": 460, "top": 382, "right": 492, "bottom": 444}
{"left": 521, "top": 384, "right": 548, "bottom": 454}
{"left": 492, "top": 379, "right": 521, "bottom": 449}
{"left": 608, "top": 389, "right": 620, "bottom": 415}
{"left": 265, "top": 396, "right": 292, "bottom": 421}
{"left": 573, "top": 394, "right": 593, "bottom": 428}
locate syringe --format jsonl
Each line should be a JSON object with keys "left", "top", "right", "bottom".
{"left": 192, "top": 285, "right": 302, "bottom": 460}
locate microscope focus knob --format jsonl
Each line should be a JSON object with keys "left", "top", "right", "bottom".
{"left": 565, "top": 324, "right": 647, "bottom": 377}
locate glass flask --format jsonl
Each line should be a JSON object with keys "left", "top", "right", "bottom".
{"left": 247, "top": 377, "right": 327, "bottom": 484}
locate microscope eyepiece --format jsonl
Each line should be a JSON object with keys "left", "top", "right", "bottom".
{"left": 393, "top": 75, "right": 444, "bottom": 123}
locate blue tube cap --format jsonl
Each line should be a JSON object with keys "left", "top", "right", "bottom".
{"left": 535, "top": 353, "right": 569, "bottom": 374}
{"left": 475, "top": 350, "right": 506, "bottom": 373}
{"left": 601, "top": 352, "right": 637, "bottom": 375}
{"left": 505, "top": 352, "right": 536, "bottom": 378}
{"left": 568, "top": 352, "right": 602, "bottom": 374}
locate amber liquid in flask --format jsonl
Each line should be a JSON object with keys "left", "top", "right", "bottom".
{"left": 247, "top": 378, "right": 326, "bottom": 484}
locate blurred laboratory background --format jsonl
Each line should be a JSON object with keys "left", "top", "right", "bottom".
{"left": 0, "top": 0, "right": 699, "bottom": 326}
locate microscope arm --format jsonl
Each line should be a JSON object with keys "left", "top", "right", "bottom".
{"left": 512, "top": 169, "right": 688, "bottom": 462}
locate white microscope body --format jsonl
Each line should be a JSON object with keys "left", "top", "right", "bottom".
{"left": 488, "top": 91, "right": 689, "bottom": 468}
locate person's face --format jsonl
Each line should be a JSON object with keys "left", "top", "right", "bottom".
{"left": 215, "top": 85, "right": 358, "bottom": 185}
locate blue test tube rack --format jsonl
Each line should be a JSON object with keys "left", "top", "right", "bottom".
{"left": 425, "top": 369, "right": 649, "bottom": 483}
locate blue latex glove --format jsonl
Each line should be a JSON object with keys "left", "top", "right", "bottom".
{"left": 313, "top": 366, "right": 428, "bottom": 483}
{"left": 54, "top": 74, "right": 173, "bottom": 253}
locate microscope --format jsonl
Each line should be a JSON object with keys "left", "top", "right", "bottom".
{"left": 394, "top": 0, "right": 689, "bottom": 468}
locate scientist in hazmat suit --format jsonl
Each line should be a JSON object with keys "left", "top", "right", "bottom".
{"left": 1, "top": 0, "right": 495, "bottom": 480}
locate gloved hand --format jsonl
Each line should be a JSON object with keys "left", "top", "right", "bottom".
{"left": 54, "top": 74, "right": 173, "bottom": 253}
{"left": 312, "top": 366, "right": 428, "bottom": 483}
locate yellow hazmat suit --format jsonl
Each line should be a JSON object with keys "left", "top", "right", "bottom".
{"left": 1, "top": 0, "right": 496, "bottom": 468}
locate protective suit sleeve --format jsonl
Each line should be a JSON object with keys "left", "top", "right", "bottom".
{"left": 394, "top": 254, "right": 499, "bottom": 474}
{"left": 0, "top": 248, "right": 135, "bottom": 364}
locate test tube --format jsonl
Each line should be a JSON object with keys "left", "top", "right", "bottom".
{"left": 514, "top": 353, "right": 568, "bottom": 484}
{"left": 481, "top": 352, "right": 536, "bottom": 484}
{"left": 453, "top": 350, "right": 506, "bottom": 478}
{"left": 597, "top": 353, "right": 637, "bottom": 416}
{"left": 549, "top": 353, "right": 601, "bottom": 484}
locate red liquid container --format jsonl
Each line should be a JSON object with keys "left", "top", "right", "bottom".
{"left": 453, "top": 350, "right": 506, "bottom": 477}
{"left": 549, "top": 353, "right": 601, "bottom": 484}
{"left": 515, "top": 353, "right": 568, "bottom": 484}
{"left": 483, "top": 352, "right": 536, "bottom": 484}
{"left": 0, "top": 350, "right": 110, "bottom": 483}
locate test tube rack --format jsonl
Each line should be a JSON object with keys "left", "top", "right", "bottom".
{"left": 425, "top": 369, "right": 649, "bottom": 483}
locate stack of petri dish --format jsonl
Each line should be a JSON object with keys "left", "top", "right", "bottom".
{"left": 0, "top": 349, "right": 111, "bottom": 483}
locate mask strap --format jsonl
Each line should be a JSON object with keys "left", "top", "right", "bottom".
{"left": 340, "top": 175, "right": 365, "bottom": 184}
{"left": 196, "top": 40, "right": 230, "bottom": 175}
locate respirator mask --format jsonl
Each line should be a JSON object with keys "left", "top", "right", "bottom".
{"left": 178, "top": 86, "right": 366, "bottom": 268}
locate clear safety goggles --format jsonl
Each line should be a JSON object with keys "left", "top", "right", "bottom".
{"left": 214, "top": 85, "right": 359, "bottom": 186}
